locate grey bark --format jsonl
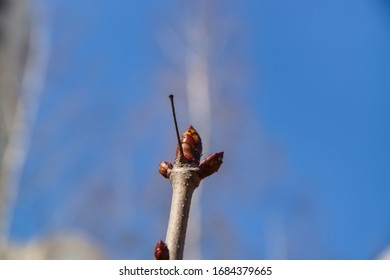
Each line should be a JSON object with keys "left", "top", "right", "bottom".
{"left": 165, "top": 162, "right": 201, "bottom": 260}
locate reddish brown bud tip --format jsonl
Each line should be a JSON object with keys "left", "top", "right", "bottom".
{"left": 197, "top": 151, "right": 224, "bottom": 179}
{"left": 176, "top": 125, "right": 202, "bottom": 164}
{"left": 159, "top": 161, "right": 173, "bottom": 179}
{"left": 154, "top": 240, "right": 169, "bottom": 260}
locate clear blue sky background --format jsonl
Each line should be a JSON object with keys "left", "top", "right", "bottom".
{"left": 9, "top": 0, "right": 390, "bottom": 259}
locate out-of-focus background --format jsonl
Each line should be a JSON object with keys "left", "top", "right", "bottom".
{"left": 0, "top": 0, "right": 389, "bottom": 260}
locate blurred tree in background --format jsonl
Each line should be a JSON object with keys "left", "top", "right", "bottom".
{"left": 0, "top": 0, "right": 32, "bottom": 256}
{"left": 0, "top": 0, "right": 101, "bottom": 259}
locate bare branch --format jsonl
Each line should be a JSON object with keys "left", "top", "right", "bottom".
{"left": 157, "top": 95, "right": 223, "bottom": 260}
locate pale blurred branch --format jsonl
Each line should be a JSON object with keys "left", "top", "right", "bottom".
{"left": 0, "top": 0, "right": 31, "bottom": 252}
{"left": 0, "top": 1, "right": 105, "bottom": 260}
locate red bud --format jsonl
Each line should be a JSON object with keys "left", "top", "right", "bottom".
{"left": 154, "top": 240, "right": 169, "bottom": 260}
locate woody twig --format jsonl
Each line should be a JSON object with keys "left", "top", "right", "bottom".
{"left": 154, "top": 95, "right": 224, "bottom": 260}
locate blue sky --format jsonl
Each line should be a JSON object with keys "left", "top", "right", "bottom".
{"left": 8, "top": 0, "right": 390, "bottom": 259}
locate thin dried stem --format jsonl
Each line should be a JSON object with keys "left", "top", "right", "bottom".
{"left": 169, "top": 95, "right": 184, "bottom": 159}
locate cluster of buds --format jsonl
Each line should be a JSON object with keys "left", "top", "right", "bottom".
{"left": 159, "top": 125, "right": 224, "bottom": 180}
